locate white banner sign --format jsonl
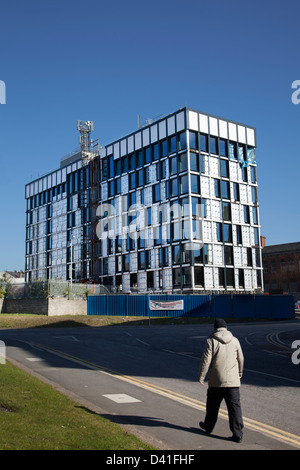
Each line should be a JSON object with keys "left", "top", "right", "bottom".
{"left": 149, "top": 300, "right": 184, "bottom": 311}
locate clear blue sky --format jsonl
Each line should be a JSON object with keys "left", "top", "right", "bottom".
{"left": 0, "top": 0, "right": 299, "bottom": 271}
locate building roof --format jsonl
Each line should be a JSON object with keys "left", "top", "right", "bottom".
{"left": 0, "top": 270, "right": 25, "bottom": 279}
{"left": 263, "top": 242, "right": 300, "bottom": 256}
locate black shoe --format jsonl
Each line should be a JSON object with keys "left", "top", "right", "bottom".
{"left": 231, "top": 435, "right": 243, "bottom": 443}
{"left": 199, "top": 422, "right": 211, "bottom": 434}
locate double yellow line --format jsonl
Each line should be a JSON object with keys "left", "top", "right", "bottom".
{"left": 28, "top": 341, "right": 300, "bottom": 448}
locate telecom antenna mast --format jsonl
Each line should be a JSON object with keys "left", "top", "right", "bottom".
{"left": 77, "top": 120, "right": 99, "bottom": 165}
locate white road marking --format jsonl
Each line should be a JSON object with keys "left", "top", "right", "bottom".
{"left": 136, "top": 338, "right": 150, "bottom": 346}
{"left": 26, "top": 357, "right": 43, "bottom": 362}
{"left": 53, "top": 336, "right": 79, "bottom": 342}
{"left": 102, "top": 394, "right": 141, "bottom": 404}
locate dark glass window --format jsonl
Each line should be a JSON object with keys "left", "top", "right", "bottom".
{"left": 146, "top": 250, "right": 151, "bottom": 269}
{"left": 221, "top": 180, "right": 230, "bottom": 199}
{"left": 236, "top": 225, "right": 242, "bottom": 244}
{"left": 254, "top": 227, "right": 259, "bottom": 245}
{"left": 115, "top": 177, "right": 121, "bottom": 195}
{"left": 137, "top": 169, "right": 144, "bottom": 187}
{"left": 129, "top": 191, "right": 136, "bottom": 207}
{"left": 161, "top": 139, "right": 168, "bottom": 157}
{"left": 222, "top": 202, "right": 231, "bottom": 221}
{"left": 191, "top": 196, "right": 201, "bottom": 217}
{"left": 189, "top": 131, "right": 198, "bottom": 149}
{"left": 123, "top": 254, "right": 130, "bottom": 271}
{"left": 219, "top": 267, "right": 225, "bottom": 287}
{"left": 233, "top": 183, "right": 240, "bottom": 201}
{"left": 216, "top": 223, "right": 223, "bottom": 242}
{"left": 170, "top": 156, "right": 177, "bottom": 175}
{"left": 178, "top": 132, "right": 187, "bottom": 151}
{"left": 152, "top": 143, "right": 159, "bottom": 161}
{"left": 114, "top": 159, "right": 121, "bottom": 176}
{"left": 137, "top": 150, "right": 143, "bottom": 168}
{"left": 239, "top": 269, "right": 245, "bottom": 288}
{"left": 223, "top": 224, "right": 232, "bottom": 243}
{"left": 169, "top": 135, "right": 177, "bottom": 154}
{"left": 179, "top": 152, "right": 188, "bottom": 172}
{"left": 129, "top": 172, "right": 136, "bottom": 190}
{"left": 153, "top": 184, "right": 160, "bottom": 203}
{"left": 191, "top": 174, "right": 199, "bottom": 194}
{"left": 200, "top": 154, "right": 205, "bottom": 173}
{"left": 154, "top": 225, "right": 162, "bottom": 245}
{"left": 226, "top": 268, "right": 234, "bottom": 287}
{"left": 247, "top": 247, "right": 252, "bottom": 266}
{"left": 242, "top": 167, "right": 248, "bottom": 182}
{"left": 109, "top": 180, "right": 114, "bottom": 197}
{"left": 147, "top": 270, "right": 154, "bottom": 287}
{"left": 220, "top": 159, "right": 229, "bottom": 178}
{"left": 215, "top": 179, "right": 220, "bottom": 198}
{"left": 253, "top": 206, "right": 258, "bottom": 224}
{"left": 219, "top": 139, "right": 227, "bottom": 157}
{"left": 192, "top": 219, "right": 201, "bottom": 239}
{"left": 172, "top": 244, "right": 181, "bottom": 264}
{"left": 147, "top": 207, "right": 151, "bottom": 226}
{"left": 200, "top": 134, "right": 208, "bottom": 152}
{"left": 193, "top": 243, "right": 203, "bottom": 263}
{"left": 182, "top": 243, "right": 192, "bottom": 264}
{"left": 244, "top": 205, "right": 250, "bottom": 224}
{"left": 109, "top": 155, "right": 114, "bottom": 178}
{"left": 190, "top": 152, "right": 199, "bottom": 172}
{"left": 173, "top": 267, "right": 181, "bottom": 287}
{"left": 159, "top": 246, "right": 168, "bottom": 267}
{"left": 182, "top": 267, "right": 192, "bottom": 286}
{"left": 129, "top": 153, "right": 135, "bottom": 170}
{"left": 138, "top": 251, "right": 145, "bottom": 270}
{"left": 170, "top": 178, "right": 178, "bottom": 197}
{"left": 209, "top": 136, "right": 217, "bottom": 154}
{"left": 224, "top": 246, "right": 234, "bottom": 265}
{"left": 179, "top": 174, "right": 189, "bottom": 194}
{"left": 145, "top": 147, "right": 151, "bottom": 164}
{"left": 122, "top": 155, "right": 128, "bottom": 173}
{"left": 138, "top": 230, "right": 145, "bottom": 249}
{"left": 194, "top": 266, "right": 204, "bottom": 287}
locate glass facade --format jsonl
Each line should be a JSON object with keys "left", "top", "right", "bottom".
{"left": 25, "top": 108, "right": 263, "bottom": 293}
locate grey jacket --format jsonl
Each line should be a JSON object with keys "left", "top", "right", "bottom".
{"left": 198, "top": 328, "right": 244, "bottom": 387}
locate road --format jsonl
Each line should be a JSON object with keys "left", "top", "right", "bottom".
{"left": 0, "top": 319, "right": 299, "bottom": 450}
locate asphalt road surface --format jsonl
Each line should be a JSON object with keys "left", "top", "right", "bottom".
{"left": 1, "top": 319, "right": 299, "bottom": 450}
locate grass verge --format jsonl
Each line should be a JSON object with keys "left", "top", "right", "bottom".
{"left": 0, "top": 313, "right": 273, "bottom": 330}
{"left": 0, "top": 360, "right": 154, "bottom": 450}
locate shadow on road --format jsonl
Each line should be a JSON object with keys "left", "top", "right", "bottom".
{"left": 75, "top": 405, "right": 231, "bottom": 442}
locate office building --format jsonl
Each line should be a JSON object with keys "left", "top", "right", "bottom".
{"left": 25, "top": 107, "right": 263, "bottom": 293}
{"left": 262, "top": 241, "right": 300, "bottom": 296}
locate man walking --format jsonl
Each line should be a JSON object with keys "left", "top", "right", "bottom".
{"left": 198, "top": 318, "right": 244, "bottom": 443}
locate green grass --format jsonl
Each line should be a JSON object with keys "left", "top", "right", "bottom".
{"left": 0, "top": 360, "right": 154, "bottom": 450}
{"left": 0, "top": 313, "right": 277, "bottom": 330}
{"left": 0, "top": 313, "right": 216, "bottom": 329}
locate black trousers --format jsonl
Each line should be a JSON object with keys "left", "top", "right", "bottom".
{"left": 203, "top": 387, "right": 244, "bottom": 438}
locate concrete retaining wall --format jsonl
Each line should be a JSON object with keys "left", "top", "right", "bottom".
{"left": 1, "top": 298, "right": 87, "bottom": 316}
{"left": 48, "top": 298, "right": 87, "bottom": 316}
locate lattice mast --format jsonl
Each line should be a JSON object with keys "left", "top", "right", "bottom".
{"left": 77, "top": 121, "right": 99, "bottom": 281}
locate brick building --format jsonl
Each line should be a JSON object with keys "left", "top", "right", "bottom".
{"left": 262, "top": 241, "right": 300, "bottom": 298}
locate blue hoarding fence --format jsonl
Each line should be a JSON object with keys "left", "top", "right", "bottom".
{"left": 88, "top": 294, "right": 295, "bottom": 320}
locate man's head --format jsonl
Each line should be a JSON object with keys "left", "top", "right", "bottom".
{"left": 214, "top": 318, "right": 227, "bottom": 330}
